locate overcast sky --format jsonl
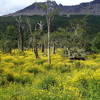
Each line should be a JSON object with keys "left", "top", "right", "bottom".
{"left": 0, "top": 0, "right": 93, "bottom": 16}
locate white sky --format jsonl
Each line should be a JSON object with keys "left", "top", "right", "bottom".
{"left": 0, "top": 0, "right": 93, "bottom": 16}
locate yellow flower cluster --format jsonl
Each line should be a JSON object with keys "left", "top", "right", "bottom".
{"left": 0, "top": 49, "right": 100, "bottom": 100}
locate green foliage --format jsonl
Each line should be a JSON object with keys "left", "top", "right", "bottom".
{"left": 0, "top": 74, "right": 7, "bottom": 86}
{"left": 35, "top": 59, "right": 45, "bottom": 65}
{"left": 92, "top": 32, "right": 100, "bottom": 53}
{"left": 43, "top": 64, "right": 53, "bottom": 70}
{"left": 38, "top": 76, "right": 57, "bottom": 90}
{"left": 14, "top": 74, "right": 33, "bottom": 84}
{"left": 63, "top": 47, "right": 86, "bottom": 58}
{"left": 27, "top": 66, "right": 44, "bottom": 75}
{"left": 0, "top": 15, "right": 100, "bottom": 53}
{"left": 75, "top": 78, "right": 100, "bottom": 99}
{"left": 55, "top": 64, "right": 71, "bottom": 73}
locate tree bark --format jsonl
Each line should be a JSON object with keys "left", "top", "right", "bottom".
{"left": 19, "top": 27, "right": 24, "bottom": 51}
{"left": 47, "top": 21, "right": 51, "bottom": 64}
{"left": 34, "top": 45, "right": 39, "bottom": 59}
{"left": 16, "top": 17, "right": 24, "bottom": 52}
{"left": 41, "top": 44, "right": 45, "bottom": 53}
{"left": 52, "top": 43, "right": 56, "bottom": 54}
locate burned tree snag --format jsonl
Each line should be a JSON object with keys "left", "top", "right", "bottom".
{"left": 16, "top": 16, "right": 24, "bottom": 51}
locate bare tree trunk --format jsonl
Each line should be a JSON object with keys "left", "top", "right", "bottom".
{"left": 52, "top": 43, "right": 56, "bottom": 54}
{"left": 0, "top": 54, "right": 1, "bottom": 64}
{"left": 20, "top": 28, "right": 24, "bottom": 51}
{"left": 16, "top": 17, "right": 24, "bottom": 51}
{"left": 67, "top": 48, "right": 71, "bottom": 58}
{"left": 48, "top": 22, "right": 51, "bottom": 64}
{"left": 18, "top": 39, "right": 20, "bottom": 50}
{"left": 41, "top": 44, "right": 45, "bottom": 53}
{"left": 34, "top": 45, "right": 39, "bottom": 59}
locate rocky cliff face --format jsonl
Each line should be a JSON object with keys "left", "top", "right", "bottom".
{"left": 8, "top": 0, "right": 100, "bottom": 16}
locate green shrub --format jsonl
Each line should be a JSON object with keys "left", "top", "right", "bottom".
{"left": 0, "top": 74, "right": 7, "bottom": 86}
{"left": 54, "top": 64, "right": 71, "bottom": 73}
{"left": 3, "top": 58, "right": 14, "bottom": 63}
{"left": 35, "top": 59, "right": 45, "bottom": 65}
{"left": 6, "top": 73, "right": 14, "bottom": 82}
{"left": 27, "top": 67, "right": 43, "bottom": 75}
{"left": 14, "top": 74, "right": 33, "bottom": 84}
{"left": 74, "top": 61, "right": 83, "bottom": 69}
{"left": 38, "top": 76, "right": 56, "bottom": 90}
{"left": 43, "top": 64, "right": 53, "bottom": 70}
{"left": 75, "top": 78, "right": 100, "bottom": 99}
{"left": 0, "top": 73, "right": 16, "bottom": 86}
{"left": 13, "top": 59, "right": 24, "bottom": 66}
{"left": 58, "top": 65, "right": 71, "bottom": 73}
{"left": 0, "top": 73, "right": 33, "bottom": 85}
{"left": 0, "top": 68, "right": 4, "bottom": 73}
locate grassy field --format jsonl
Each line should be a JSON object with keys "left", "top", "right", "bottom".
{"left": 0, "top": 49, "right": 100, "bottom": 100}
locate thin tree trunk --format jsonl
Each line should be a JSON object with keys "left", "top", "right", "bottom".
{"left": 18, "top": 39, "right": 20, "bottom": 50}
{"left": 33, "top": 40, "right": 39, "bottom": 59}
{"left": 52, "top": 43, "right": 56, "bottom": 54}
{"left": 16, "top": 17, "right": 24, "bottom": 52}
{"left": 67, "top": 48, "right": 71, "bottom": 58}
{"left": 41, "top": 44, "right": 45, "bottom": 53}
{"left": 20, "top": 28, "right": 24, "bottom": 51}
{"left": 48, "top": 22, "right": 51, "bottom": 64}
{"left": 34, "top": 46, "right": 39, "bottom": 59}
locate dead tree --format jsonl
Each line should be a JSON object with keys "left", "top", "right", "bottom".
{"left": 37, "top": 21, "right": 44, "bottom": 31}
{"left": 39, "top": 0, "right": 58, "bottom": 64}
{"left": 26, "top": 18, "right": 39, "bottom": 59}
{"left": 37, "top": 21, "right": 45, "bottom": 53}
{"left": 52, "top": 43, "right": 56, "bottom": 54}
{"left": 16, "top": 16, "right": 24, "bottom": 51}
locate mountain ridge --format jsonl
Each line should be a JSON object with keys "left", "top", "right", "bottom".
{"left": 7, "top": 0, "right": 100, "bottom": 16}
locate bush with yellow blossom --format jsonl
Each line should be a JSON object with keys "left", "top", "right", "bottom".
{"left": 0, "top": 49, "right": 99, "bottom": 100}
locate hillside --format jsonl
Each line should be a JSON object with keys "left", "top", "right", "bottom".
{"left": 8, "top": 0, "right": 100, "bottom": 16}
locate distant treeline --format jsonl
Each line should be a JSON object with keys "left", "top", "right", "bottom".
{"left": 0, "top": 15, "right": 100, "bottom": 55}
{"left": 0, "top": 15, "right": 100, "bottom": 36}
